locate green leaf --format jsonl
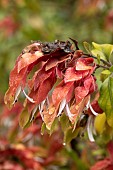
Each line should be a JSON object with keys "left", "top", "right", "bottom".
{"left": 19, "top": 109, "right": 30, "bottom": 128}
{"left": 83, "top": 41, "right": 92, "bottom": 54}
{"left": 98, "top": 77, "right": 113, "bottom": 127}
{"left": 41, "top": 122, "right": 46, "bottom": 135}
{"left": 60, "top": 114, "right": 81, "bottom": 144}
{"left": 92, "top": 42, "right": 113, "bottom": 61}
{"left": 60, "top": 114, "right": 71, "bottom": 132}
{"left": 92, "top": 49, "right": 106, "bottom": 61}
{"left": 8, "top": 126, "right": 19, "bottom": 142}
{"left": 23, "top": 119, "right": 32, "bottom": 129}
{"left": 49, "top": 118, "right": 58, "bottom": 135}
{"left": 64, "top": 127, "right": 81, "bottom": 144}
{"left": 108, "top": 76, "right": 113, "bottom": 107}
{"left": 101, "top": 70, "right": 111, "bottom": 75}
{"left": 100, "top": 70, "right": 111, "bottom": 82}
{"left": 97, "top": 123, "right": 113, "bottom": 144}
{"left": 110, "top": 66, "right": 113, "bottom": 72}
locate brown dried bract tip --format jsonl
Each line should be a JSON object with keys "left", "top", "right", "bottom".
{"left": 40, "top": 40, "right": 74, "bottom": 54}
{"left": 30, "top": 39, "right": 80, "bottom": 54}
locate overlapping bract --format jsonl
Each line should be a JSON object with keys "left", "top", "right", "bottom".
{"left": 4, "top": 40, "right": 98, "bottom": 131}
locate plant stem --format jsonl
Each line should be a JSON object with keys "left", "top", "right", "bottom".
{"left": 96, "top": 64, "right": 110, "bottom": 69}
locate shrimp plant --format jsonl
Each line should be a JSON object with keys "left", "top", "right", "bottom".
{"left": 4, "top": 38, "right": 113, "bottom": 144}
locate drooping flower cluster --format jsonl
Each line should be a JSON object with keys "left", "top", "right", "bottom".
{"left": 4, "top": 39, "right": 103, "bottom": 141}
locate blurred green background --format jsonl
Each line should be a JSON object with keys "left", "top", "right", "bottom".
{"left": 0, "top": 0, "right": 113, "bottom": 94}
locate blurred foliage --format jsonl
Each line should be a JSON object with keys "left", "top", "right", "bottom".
{"left": 0, "top": 98, "right": 108, "bottom": 170}
{"left": 0, "top": 0, "right": 113, "bottom": 93}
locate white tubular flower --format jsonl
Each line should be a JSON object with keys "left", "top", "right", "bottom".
{"left": 86, "top": 100, "right": 98, "bottom": 116}
{"left": 86, "top": 100, "right": 90, "bottom": 109}
{"left": 23, "top": 89, "right": 36, "bottom": 103}
{"left": 65, "top": 103, "right": 74, "bottom": 118}
{"left": 87, "top": 115, "right": 95, "bottom": 142}
{"left": 30, "top": 105, "right": 38, "bottom": 122}
{"left": 57, "top": 99, "right": 66, "bottom": 117}
{"left": 38, "top": 99, "right": 47, "bottom": 121}
{"left": 12, "top": 86, "right": 21, "bottom": 105}
{"left": 39, "top": 99, "right": 46, "bottom": 114}
{"left": 89, "top": 104, "right": 98, "bottom": 116}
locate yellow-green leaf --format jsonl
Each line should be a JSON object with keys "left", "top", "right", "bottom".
{"left": 94, "top": 113, "right": 106, "bottom": 134}
{"left": 108, "top": 76, "right": 113, "bottom": 108}
{"left": 41, "top": 122, "right": 46, "bottom": 135}
{"left": 60, "top": 114, "right": 71, "bottom": 132}
{"left": 110, "top": 66, "right": 113, "bottom": 72}
{"left": 92, "top": 42, "right": 113, "bottom": 61}
{"left": 19, "top": 109, "right": 30, "bottom": 128}
{"left": 64, "top": 127, "right": 81, "bottom": 144}
{"left": 100, "top": 70, "right": 111, "bottom": 82}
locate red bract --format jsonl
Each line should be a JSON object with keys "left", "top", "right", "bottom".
{"left": 64, "top": 67, "right": 89, "bottom": 83}
{"left": 76, "top": 57, "right": 94, "bottom": 70}
{"left": 52, "top": 81, "right": 74, "bottom": 106}
{"left": 4, "top": 39, "right": 98, "bottom": 135}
